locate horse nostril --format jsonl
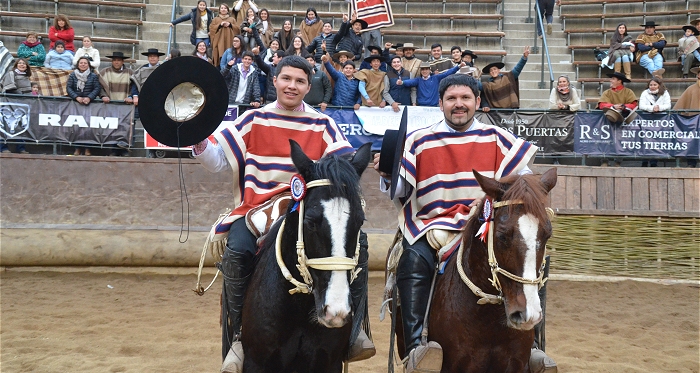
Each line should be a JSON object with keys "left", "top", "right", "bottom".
{"left": 509, "top": 311, "right": 524, "bottom": 325}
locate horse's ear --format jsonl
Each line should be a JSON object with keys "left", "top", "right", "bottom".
{"left": 540, "top": 168, "right": 558, "bottom": 193}
{"left": 290, "top": 140, "right": 314, "bottom": 177}
{"left": 473, "top": 170, "right": 506, "bottom": 200}
{"left": 350, "top": 142, "right": 372, "bottom": 177}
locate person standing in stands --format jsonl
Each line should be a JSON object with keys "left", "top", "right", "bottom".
{"left": 397, "top": 60, "right": 463, "bottom": 107}
{"left": 635, "top": 21, "right": 666, "bottom": 78}
{"left": 307, "top": 21, "right": 335, "bottom": 64}
{"left": 232, "top": 0, "right": 258, "bottom": 25}
{"left": 304, "top": 55, "right": 332, "bottom": 111}
{"left": 1, "top": 58, "right": 33, "bottom": 95}
{"left": 44, "top": 40, "right": 74, "bottom": 70}
{"left": 481, "top": 45, "right": 530, "bottom": 111}
{"left": 257, "top": 9, "right": 275, "bottom": 47}
{"left": 172, "top": 0, "right": 214, "bottom": 47}
{"left": 129, "top": 48, "right": 165, "bottom": 115}
{"left": 99, "top": 51, "right": 133, "bottom": 103}
{"left": 210, "top": 3, "right": 239, "bottom": 67}
{"left": 49, "top": 14, "right": 75, "bottom": 53}
{"left": 17, "top": 32, "right": 46, "bottom": 67}
{"left": 461, "top": 49, "right": 480, "bottom": 78}
{"left": 449, "top": 46, "right": 462, "bottom": 66}
{"left": 332, "top": 12, "right": 367, "bottom": 62}
{"left": 322, "top": 53, "right": 362, "bottom": 109}
{"left": 360, "top": 19, "right": 382, "bottom": 59}
{"left": 535, "top": 0, "right": 558, "bottom": 38}
{"left": 72, "top": 36, "right": 101, "bottom": 70}
{"left": 286, "top": 36, "right": 311, "bottom": 59}
{"left": 252, "top": 45, "right": 283, "bottom": 104}
{"left": 274, "top": 20, "right": 295, "bottom": 51}
{"left": 358, "top": 44, "right": 389, "bottom": 71}
{"left": 355, "top": 54, "right": 386, "bottom": 107}
{"left": 223, "top": 51, "right": 261, "bottom": 107}
{"left": 382, "top": 55, "right": 415, "bottom": 110}
{"left": 299, "top": 8, "right": 323, "bottom": 46}
{"left": 427, "top": 43, "right": 452, "bottom": 73}
{"left": 220, "top": 35, "right": 249, "bottom": 71}
{"left": 240, "top": 8, "right": 263, "bottom": 49}
{"left": 400, "top": 43, "right": 422, "bottom": 78}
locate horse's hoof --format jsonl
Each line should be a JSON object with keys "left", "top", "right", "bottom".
{"left": 221, "top": 342, "right": 244, "bottom": 373}
{"left": 347, "top": 329, "right": 376, "bottom": 362}
{"left": 529, "top": 348, "right": 557, "bottom": 373}
{"left": 406, "top": 341, "right": 442, "bottom": 373}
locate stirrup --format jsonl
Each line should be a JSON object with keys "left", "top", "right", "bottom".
{"left": 530, "top": 348, "right": 557, "bottom": 373}
{"left": 221, "top": 341, "right": 244, "bottom": 373}
{"left": 405, "top": 341, "right": 442, "bottom": 373}
{"left": 347, "top": 329, "right": 376, "bottom": 362}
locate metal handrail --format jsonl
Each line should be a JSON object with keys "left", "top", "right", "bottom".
{"left": 167, "top": 0, "right": 182, "bottom": 56}
{"left": 534, "top": 2, "right": 554, "bottom": 91}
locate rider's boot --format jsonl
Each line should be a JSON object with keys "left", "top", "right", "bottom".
{"left": 219, "top": 250, "right": 254, "bottom": 373}
{"left": 347, "top": 231, "right": 377, "bottom": 362}
{"left": 397, "top": 244, "right": 442, "bottom": 373}
{"left": 530, "top": 310, "right": 557, "bottom": 373}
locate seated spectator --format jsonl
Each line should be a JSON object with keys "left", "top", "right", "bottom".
{"left": 355, "top": 54, "right": 386, "bottom": 107}
{"left": 193, "top": 40, "right": 212, "bottom": 63}
{"left": 253, "top": 46, "right": 283, "bottom": 104}
{"left": 299, "top": 8, "right": 323, "bottom": 46}
{"left": 129, "top": 48, "right": 165, "bottom": 113}
{"left": 400, "top": 43, "right": 422, "bottom": 78}
{"left": 166, "top": 49, "right": 181, "bottom": 61}
{"left": 397, "top": 60, "right": 462, "bottom": 107}
{"left": 635, "top": 21, "right": 666, "bottom": 78}
{"left": 209, "top": 3, "right": 239, "bottom": 68}
{"left": 72, "top": 36, "right": 101, "bottom": 70}
{"left": 44, "top": 40, "right": 74, "bottom": 69}
{"left": 262, "top": 38, "right": 281, "bottom": 66}
{"left": 49, "top": 14, "right": 75, "bottom": 52}
{"left": 286, "top": 36, "right": 311, "bottom": 59}
{"left": 1, "top": 58, "right": 33, "bottom": 94}
{"left": 359, "top": 44, "right": 389, "bottom": 72}
{"left": 332, "top": 12, "right": 366, "bottom": 62}
{"left": 223, "top": 50, "right": 261, "bottom": 107}
{"left": 99, "top": 51, "right": 133, "bottom": 103}
{"left": 673, "top": 66, "right": 700, "bottom": 167}
{"left": 549, "top": 75, "right": 581, "bottom": 111}
{"left": 597, "top": 71, "right": 638, "bottom": 125}
{"left": 481, "top": 46, "right": 530, "bottom": 111}
{"left": 427, "top": 43, "right": 452, "bottom": 73}
{"left": 274, "top": 20, "right": 294, "bottom": 51}
{"left": 382, "top": 55, "right": 415, "bottom": 111}
{"left": 322, "top": 53, "right": 361, "bottom": 109}
{"left": 220, "top": 35, "right": 248, "bottom": 71}
{"left": 639, "top": 77, "right": 671, "bottom": 113}
{"left": 450, "top": 46, "right": 462, "bottom": 66}
{"left": 608, "top": 23, "right": 635, "bottom": 80}
{"left": 304, "top": 55, "right": 331, "bottom": 110}
{"left": 241, "top": 8, "right": 263, "bottom": 49}
{"left": 17, "top": 32, "right": 46, "bottom": 67}
{"left": 307, "top": 21, "right": 335, "bottom": 64}
{"left": 460, "top": 49, "right": 480, "bottom": 78}
{"left": 679, "top": 25, "right": 700, "bottom": 79}
{"left": 67, "top": 56, "right": 101, "bottom": 156}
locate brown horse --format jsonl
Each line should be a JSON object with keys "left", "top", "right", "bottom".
{"left": 391, "top": 168, "right": 557, "bottom": 373}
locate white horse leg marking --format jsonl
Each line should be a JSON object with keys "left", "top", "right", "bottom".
{"left": 320, "top": 197, "right": 351, "bottom": 327}
{"left": 518, "top": 214, "right": 543, "bottom": 325}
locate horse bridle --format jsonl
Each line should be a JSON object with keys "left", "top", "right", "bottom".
{"left": 456, "top": 199, "right": 549, "bottom": 305}
{"left": 275, "top": 179, "right": 362, "bottom": 295}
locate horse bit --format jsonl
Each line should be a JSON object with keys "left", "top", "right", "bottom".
{"left": 456, "top": 199, "right": 550, "bottom": 305}
{"left": 275, "top": 178, "right": 363, "bottom": 295}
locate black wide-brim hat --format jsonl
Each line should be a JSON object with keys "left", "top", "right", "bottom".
{"left": 683, "top": 25, "right": 700, "bottom": 36}
{"left": 482, "top": 62, "right": 505, "bottom": 74}
{"left": 462, "top": 49, "right": 478, "bottom": 59}
{"left": 378, "top": 107, "right": 408, "bottom": 199}
{"left": 352, "top": 19, "right": 369, "bottom": 30}
{"left": 606, "top": 71, "right": 631, "bottom": 83}
{"left": 106, "top": 51, "right": 130, "bottom": 59}
{"left": 366, "top": 45, "right": 382, "bottom": 54}
{"left": 139, "top": 56, "right": 229, "bottom": 147}
{"left": 640, "top": 21, "right": 659, "bottom": 28}
{"left": 364, "top": 54, "right": 385, "bottom": 64}
{"left": 141, "top": 48, "right": 166, "bottom": 56}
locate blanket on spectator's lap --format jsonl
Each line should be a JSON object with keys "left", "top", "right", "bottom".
{"left": 30, "top": 67, "right": 72, "bottom": 97}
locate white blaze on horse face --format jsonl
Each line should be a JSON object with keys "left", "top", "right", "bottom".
{"left": 517, "top": 214, "right": 543, "bottom": 326}
{"left": 320, "top": 197, "right": 352, "bottom": 328}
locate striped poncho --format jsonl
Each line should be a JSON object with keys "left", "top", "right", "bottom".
{"left": 209, "top": 102, "right": 354, "bottom": 240}
{"left": 398, "top": 118, "right": 537, "bottom": 244}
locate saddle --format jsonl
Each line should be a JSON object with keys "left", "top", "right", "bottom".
{"left": 245, "top": 192, "right": 292, "bottom": 243}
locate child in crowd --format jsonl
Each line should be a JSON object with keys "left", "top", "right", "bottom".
{"left": 31, "top": 82, "right": 40, "bottom": 96}
{"left": 72, "top": 36, "right": 101, "bottom": 70}
{"left": 679, "top": 25, "right": 700, "bottom": 78}
{"left": 44, "top": 40, "right": 74, "bottom": 69}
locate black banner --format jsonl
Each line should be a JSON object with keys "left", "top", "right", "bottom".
{"left": 0, "top": 95, "right": 133, "bottom": 146}
{"left": 476, "top": 110, "right": 575, "bottom": 155}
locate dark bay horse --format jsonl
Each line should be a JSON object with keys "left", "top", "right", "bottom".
{"left": 240, "top": 140, "right": 372, "bottom": 373}
{"left": 392, "top": 168, "right": 557, "bottom": 373}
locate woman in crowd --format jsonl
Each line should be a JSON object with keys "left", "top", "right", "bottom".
{"left": 72, "top": 36, "right": 100, "bottom": 70}
{"left": 607, "top": 23, "right": 635, "bottom": 80}
{"left": 171, "top": 0, "right": 214, "bottom": 46}
{"left": 548, "top": 75, "right": 581, "bottom": 111}
{"left": 44, "top": 40, "right": 74, "bottom": 69}
{"left": 274, "top": 19, "right": 294, "bottom": 51}
{"left": 17, "top": 31, "right": 46, "bottom": 67}
{"left": 49, "top": 14, "right": 75, "bottom": 52}
{"left": 261, "top": 38, "right": 280, "bottom": 65}
{"left": 192, "top": 40, "right": 212, "bottom": 63}
{"left": 0, "top": 58, "right": 33, "bottom": 94}
{"left": 219, "top": 35, "right": 248, "bottom": 71}
{"left": 639, "top": 77, "right": 671, "bottom": 112}
{"left": 67, "top": 56, "right": 101, "bottom": 155}
{"left": 285, "top": 36, "right": 311, "bottom": 58}
{"left": 299, "top": 7, "right": 322, "bottom": 46}
{"left": 257, "top": 9, "right": 275, "bottom": 47}
{"left": 209, "top": 3, "right": 238, "bottom": 67}
{"left": 240, "top": 7, "right": 262, "bottom": 49}
{"left": 232, "top": 0, "right": 258, "bottom": 25}
{"left": 382, "top": 55, "right": 415, "bottom": 111}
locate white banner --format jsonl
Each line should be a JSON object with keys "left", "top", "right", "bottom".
{"left": 356, "top": 106, "right": 443, "bottom": 135}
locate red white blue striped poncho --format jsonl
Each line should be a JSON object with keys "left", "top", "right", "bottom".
{"left": 209, "top": 102, "right": 354, "bottom": 240}
{"left": 397, "top": 118, "right": 537, "bottom": 245}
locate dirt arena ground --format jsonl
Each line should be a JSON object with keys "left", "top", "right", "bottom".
{"left": 1, "top": 268, "right": 697, "bottom": 373}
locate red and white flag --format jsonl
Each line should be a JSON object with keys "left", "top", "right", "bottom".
{"left": 350, "top": 0, "right": 394, "bottom": 31}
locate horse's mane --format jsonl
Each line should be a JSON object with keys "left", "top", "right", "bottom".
{"left": 310, "top": 153, "right": 364, "bottom": 210}
{"left": 499, "top": 173, "right": 551, "bottom": 224}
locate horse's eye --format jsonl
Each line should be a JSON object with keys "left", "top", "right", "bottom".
{"left": 304, "top": 216, "right": 320, "bottom": 231}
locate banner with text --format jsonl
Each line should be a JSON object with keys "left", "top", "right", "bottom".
{"left": 0, "top": 96, "right": 133, "bottom": 146}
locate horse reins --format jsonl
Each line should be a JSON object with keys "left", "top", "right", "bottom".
{"left": 456, "top": 199, "right": 549, "bottom": 305}
{"left": 275, "top": 179, "right": 362, "bottom": 295}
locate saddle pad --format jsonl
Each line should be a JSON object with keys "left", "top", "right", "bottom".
{"left": 245, "top": 192, "right": 291, "bottom": 238}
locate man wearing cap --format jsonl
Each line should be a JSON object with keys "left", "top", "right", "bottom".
{"left": 398, "top": 60, "right": 463, "bottom": 107}
{"left": 461, "top": 49, "right": 481, "bottom": 78}
{"left": 428, "top": 43, "right": 452, "bottom": 74}
{"left": 192, "top": 55, "right": 375, "bottom": 372}
{"left": 322, "top": 53, "right": 362, "bottom": 109}
{"left": 355, "top": 54, "right": 386, "bottom": 107}
{"left": 359, "top": 44, "right": 389, "bottom": 71}
{"left": 400, "top": 43, "right": 423, "bottom": 78}
{"left": 679, "top": 25, "right": 700, "bottom": 79}
{"left": 635, "top": 21, "right": 666, "bottom": 77}
{"left": 333, "top": 12, "right": 367, "bottom": 62}
{"left": 674, "top": 66, "right": 700, "bottom": 167}
{"left": 99, "top": 51, "right": 133, "bottom": 103}
{"left": 129, "top": 48, "right": 165, "bottom": 110}
{"left": 481, "top": 46, "right": 530, "bottom": 112}
{"left": 372, "top": 73, "right": 556, "bottom": 373}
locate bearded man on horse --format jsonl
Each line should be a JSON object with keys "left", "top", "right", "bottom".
{"left": 192, "top": 54, "right": 376, "bottom": 373}
{"left": 373, "top": 73, "right": 557, "bottom": 373}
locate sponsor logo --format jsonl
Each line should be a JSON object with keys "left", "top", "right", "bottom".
{"left": 0, "top": 103, "right": 30, "bottom": 138}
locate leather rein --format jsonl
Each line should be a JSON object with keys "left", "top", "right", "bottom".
{"left": 275, "top": 178, "right": 362, "bottom": 295}
{"left": 456, "top": 199, "right": 549, "bottom": 305}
